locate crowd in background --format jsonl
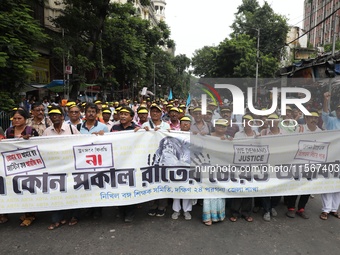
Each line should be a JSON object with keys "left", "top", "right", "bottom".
{"left": 0, "top": 89, "right": 339, "bottom": 228}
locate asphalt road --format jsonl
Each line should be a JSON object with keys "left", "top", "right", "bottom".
{"left": 0, "top": 195, "right": 339, "bottom": 255}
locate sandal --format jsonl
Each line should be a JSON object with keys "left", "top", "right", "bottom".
{"left": 204, "top": 220, "right": 212, "bottom": 226}
{"left": 320, "top": 212, "right": 328, "bottom": 220}
{"left": 329, "top": 211, "right": 340, "bottom": 219}
{"left": 0, "top": 214, "right": 9, "bottom": 224}
{"left": 69, "top": 217, "right": 78, "bottom": 226}
{"left": 48, "top": 220, "right": 67, "bottom": 230}
{"left": 20, "top": 216, "right": 35, "bottom": 227}
{"left": 244, "top": 216, "right": 253, "bottom": 222}
{"left": 229, "top": 216, "right": 238, "bottom": 222}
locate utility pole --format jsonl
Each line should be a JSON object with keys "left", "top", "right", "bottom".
{"left": 329, "top": 13, "right": 338, "bottom": 108}
{"left": 255, "top": 28, "right": 260, "bottom": 104}
{"left": 332, "top": 14, "right": 338, "bottom": 57}
{"left": 62, "top": 28, "right": 66, "bottom": 99}
{"left": 153, "top": 63, "right": 156, "bottom": 99}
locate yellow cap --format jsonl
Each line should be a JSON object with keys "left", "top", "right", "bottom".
{"left": 69, "top": 104, "right": 79, "bottom": 110}
{"left": 150, "top": 103, "right": 162, "bottom": 112}
{"left": 220, "top": 107, "right": 231, "bottom": 112}
{"left": 193, "top": 107, "right": 202, "bottom": 112}
{"left": 102, "top": 109, "right": 112, "bottom": 114}
{"left": 267, "top": 114, "right": 279, "bottom": 119}
{"left": 309, "top": 111, "right": 319, "bottom": 117}
{"left": 94, "top": 100, "right": 102, "bottom": 104}
{"left": 208, "top": 102, "right": 218, "bottom": 107}
{"left": 180, "top": 116, "right": 191, "bottom": 122}
{"left": 215, "top": 119, "right": 228, "bottom": 126}
{"left": 66, "top": 102, "right": 76, "bottom": 107}
{"left": 48, "top": 109, "right": 62, "bottom": 115}
{"left": 119, "top": 109, "right": 130, "bottom": 114}
{"left": 169, "top": 107, "right": 179, "bottom": 112}
{"left": 243, "top": 114, "right": 253, "bottom": 121}
{"left": 138, "top": 108, "right": 149, "bottom": 114}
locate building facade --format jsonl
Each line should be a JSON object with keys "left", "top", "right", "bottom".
{"left": 304, "top": 0, "right": 340, "bottom": 47}
{"left": 29, "top": 0, "right": 167, "bottom": 87}
{"left": 282, "top": 26, "right": 317, "bottom": 66}
{"left": 111, "top": 0, "right": 166, "bottom": 26}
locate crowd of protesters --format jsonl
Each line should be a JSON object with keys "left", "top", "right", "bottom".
{"left": 0, "top": 91, "right": 339, "bottom": 229}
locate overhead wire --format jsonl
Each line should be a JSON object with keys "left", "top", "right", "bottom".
{"left": 280, "top": 6, "right": 340, "bottom": 51}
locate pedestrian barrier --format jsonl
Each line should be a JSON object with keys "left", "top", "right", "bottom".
{"left": 0, "top": 111, "right": 11, "bottom": 131}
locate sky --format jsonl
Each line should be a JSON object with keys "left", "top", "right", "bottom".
{"left": 165, "top": 0, "right": 305, "bottom": 58}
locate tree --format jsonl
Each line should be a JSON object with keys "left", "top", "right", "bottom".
{"left": 51, "top": 0, "right": 175, "bottom": 100}
{"left": 171, "top": 54, "right": 191, "bottom": 98}
{"left": 0, "top": 0, "right": 48, "bottom": 92}
{"left": 51, "top": 0, "right": 112, "bottom": 99}
{"left": 231, "top": 0, "right": 288, "bottom": 60}
{"left": 192, "top": 0, "right": 287, "bottom": 79}
{"left": 217, "top": 34, "right": 279, "bottom": 78}
{"left": 191, "top": 46, "right": 218, "bottom": 77}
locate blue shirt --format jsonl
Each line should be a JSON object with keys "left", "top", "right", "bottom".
{"left": 322, "top": 111, "right": 340, "bottom": 130}
{"left": 79, "top": 120, "right": 109, "bottom": 134}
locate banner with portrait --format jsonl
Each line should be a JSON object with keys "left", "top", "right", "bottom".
{"left": 0, "top": 130, "right": 339, "bottom": 213}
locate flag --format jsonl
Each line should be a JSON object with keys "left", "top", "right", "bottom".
{"left": 186, "top": 93, "right": 191, "bottom": 106}
{"left": 168, "top": 88, "right": 173, "bottom": 100}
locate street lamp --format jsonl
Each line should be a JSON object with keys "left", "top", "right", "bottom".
{"left": 255, "top": 28, "right": 260, "bottom": 104}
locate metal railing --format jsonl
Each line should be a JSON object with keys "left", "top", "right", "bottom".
{"left": 0, "top": 111, "right": 11, "bottom": 131}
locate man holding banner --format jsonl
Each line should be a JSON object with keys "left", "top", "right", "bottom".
{"left": 43, "top": 106, "right": 81, "bottom": 229}
{"left": 140, "top": 103, "right": 170, "bottom": 217}
{"left": 79, "top": 103, "right": 109, "bottom": 220}
{"left": 286, "top": 109, "right": 322, "bottom": 219}
{"left": 111, "top": 106, "right": 139, "bottom": 223}
{"left": 320, "top": 92, "right": 340, "bottom": 220}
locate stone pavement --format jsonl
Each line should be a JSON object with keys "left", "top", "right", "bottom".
{"left": 0, "top": 195, "right": 339, "bottom": 255}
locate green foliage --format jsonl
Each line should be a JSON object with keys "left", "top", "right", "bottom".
{"left": 192, "top": 0, "right": 287, "bottom": 79}
{"left": 0, "top": 91, "right": 16, "bottom": 112}
{"left": 191, "top": 46, "right": 218, "bottom": 77}
{"left": 324, "top": 41, "right": 340, "bottom": 52}
{"left": 0, "top": 0, "right": 48, "bottom": 92}
{"left": 50, "top": 0, "right": 177, "bottom": 99}
{"left": 50, "top": 0, "right": 112, "bottom": 99}
{"left": 231, "top": 0, "right": 288, "bottom": 59}
{"left": 139, "top": 0, "right": 151, "bottom": 6}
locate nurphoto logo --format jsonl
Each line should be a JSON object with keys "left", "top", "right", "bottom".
{"left": 201, "top": 84, "right": 312, "bottom": 116}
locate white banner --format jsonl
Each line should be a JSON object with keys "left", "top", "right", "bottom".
{"left": 0, "top": 130, "right": 340, "bottom": 213}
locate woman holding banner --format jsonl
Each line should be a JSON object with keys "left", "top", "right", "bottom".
{"left": 0, "top": 108, "right": 39, "bottom": 226}
{"left": 202, "top": 119, "right": 228, "bottom": 226}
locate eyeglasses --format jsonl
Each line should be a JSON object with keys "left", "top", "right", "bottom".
{"left": 69, "top": 111, "right": 80, "bottom": 114}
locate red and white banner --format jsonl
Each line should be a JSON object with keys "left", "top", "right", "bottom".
{"left": 0, "top": 130, "right": 339, "bottom": 213}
